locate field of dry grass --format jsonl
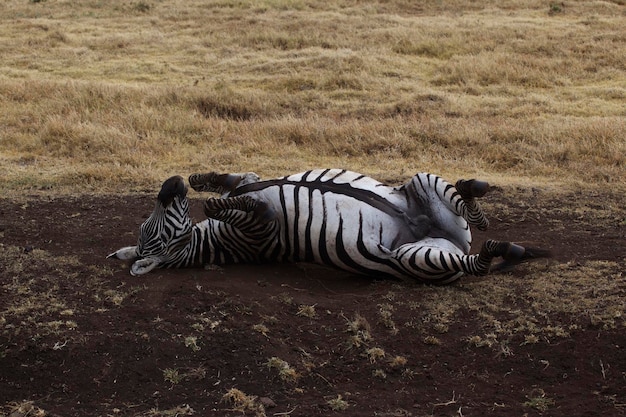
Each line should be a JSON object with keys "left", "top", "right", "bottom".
{"left": 1, "top": 1, "right": 625, "bottom": 416}
{"left": 1, "top": 0, "right": 624, "bottom": 193}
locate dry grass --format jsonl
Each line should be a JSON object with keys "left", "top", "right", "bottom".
{"left": 0, "top": 0, "right": 624, "bottom": 194}
{"left": 266, "top": 356, "right": 299, "bottom": 382}
{"left": 403, "top": 258, "right": 625, "bottom": 350}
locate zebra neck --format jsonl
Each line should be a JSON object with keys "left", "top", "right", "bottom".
{"left": 190, "top": 219, "right": 243, "bottom": 266}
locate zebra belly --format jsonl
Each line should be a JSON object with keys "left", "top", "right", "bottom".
{"left": 229, "top": 169, "right": 472, "bottom": 279}
{"left": 241, "top": 185, "right": 416, "bottom": 277}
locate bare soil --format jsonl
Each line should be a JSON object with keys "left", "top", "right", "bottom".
{"left": 1, "top": 187, "right": 625, "bottom": 417}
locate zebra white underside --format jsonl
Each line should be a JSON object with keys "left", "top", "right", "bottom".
{"left": 228, "top": 169, "right": 472, "bottom": 280}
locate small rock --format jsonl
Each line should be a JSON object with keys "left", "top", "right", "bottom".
{"left": 259, "top": 397, "right": 276, "bottom": 408}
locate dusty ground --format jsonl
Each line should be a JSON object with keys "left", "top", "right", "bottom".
{"left": 0, "top": 186, "right": 625, "bottom": 417}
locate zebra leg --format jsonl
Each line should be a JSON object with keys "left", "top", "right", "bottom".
{"left": 204, "top": 195, "right": 276, "bottom": 225}
{"left": 203, "top": 196, "right": 279, "bottom": 259}
{"left": 189, "top": 172, "right": 260, "bottom": 195}
{"left": 455, "top": 179, "right": 490, "bottom": 231}
{"left": 400, "top": 173, "right": 490, "bottom": 230}
{"left": 379, "top": 239, "right": 550, "bottom": 284}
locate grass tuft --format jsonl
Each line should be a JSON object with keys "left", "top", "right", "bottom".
{"left": 266, "top": 357, "right": 299, "bottom": 382}
{"left": 327, "top": 395, "right": 350, "bottom": 411}
{"left": 222, "top": 388, "right": 266, "bottom": 416}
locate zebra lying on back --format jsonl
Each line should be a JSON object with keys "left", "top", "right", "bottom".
{"left": 108, "top": 169, "right": 549, "bottom": 284}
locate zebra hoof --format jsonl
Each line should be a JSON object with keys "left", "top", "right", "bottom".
{"left": 219, "top": 173, "right": 243, "bottom": 192}
{"left": 491, "top": 243, "right": 521, "bottom": 272}
{"left": 456, "top": 179, "right": 490, "bottom": 199}
{"left": 470, "top": 180, "right": 490, "bottom": 198}
{"left": 253, "top": 202, "right": 277, "bottom": 224}
{"left": 492, "top": 242, "right": 551, "bottom": 273}
{"left": 502, "top": 242, "right": 526, "bottom": 262}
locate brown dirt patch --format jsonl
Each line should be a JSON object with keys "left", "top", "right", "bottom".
{"left": 1, "top": 187, "right": 625, "bottom": 417}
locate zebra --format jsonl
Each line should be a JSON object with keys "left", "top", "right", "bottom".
{"left": 109, "top": 169, "right": 549, "bottom": 284}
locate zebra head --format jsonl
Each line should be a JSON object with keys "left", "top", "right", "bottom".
{"left": 107, "top": 175, "right": 193, "bottom": 276}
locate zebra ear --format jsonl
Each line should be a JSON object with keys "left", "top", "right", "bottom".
{"left": 107, "top": 246, "right": 138, "bottom": 260}
{"left": 130, "top": 258, "right": 161, "bottom": 276}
